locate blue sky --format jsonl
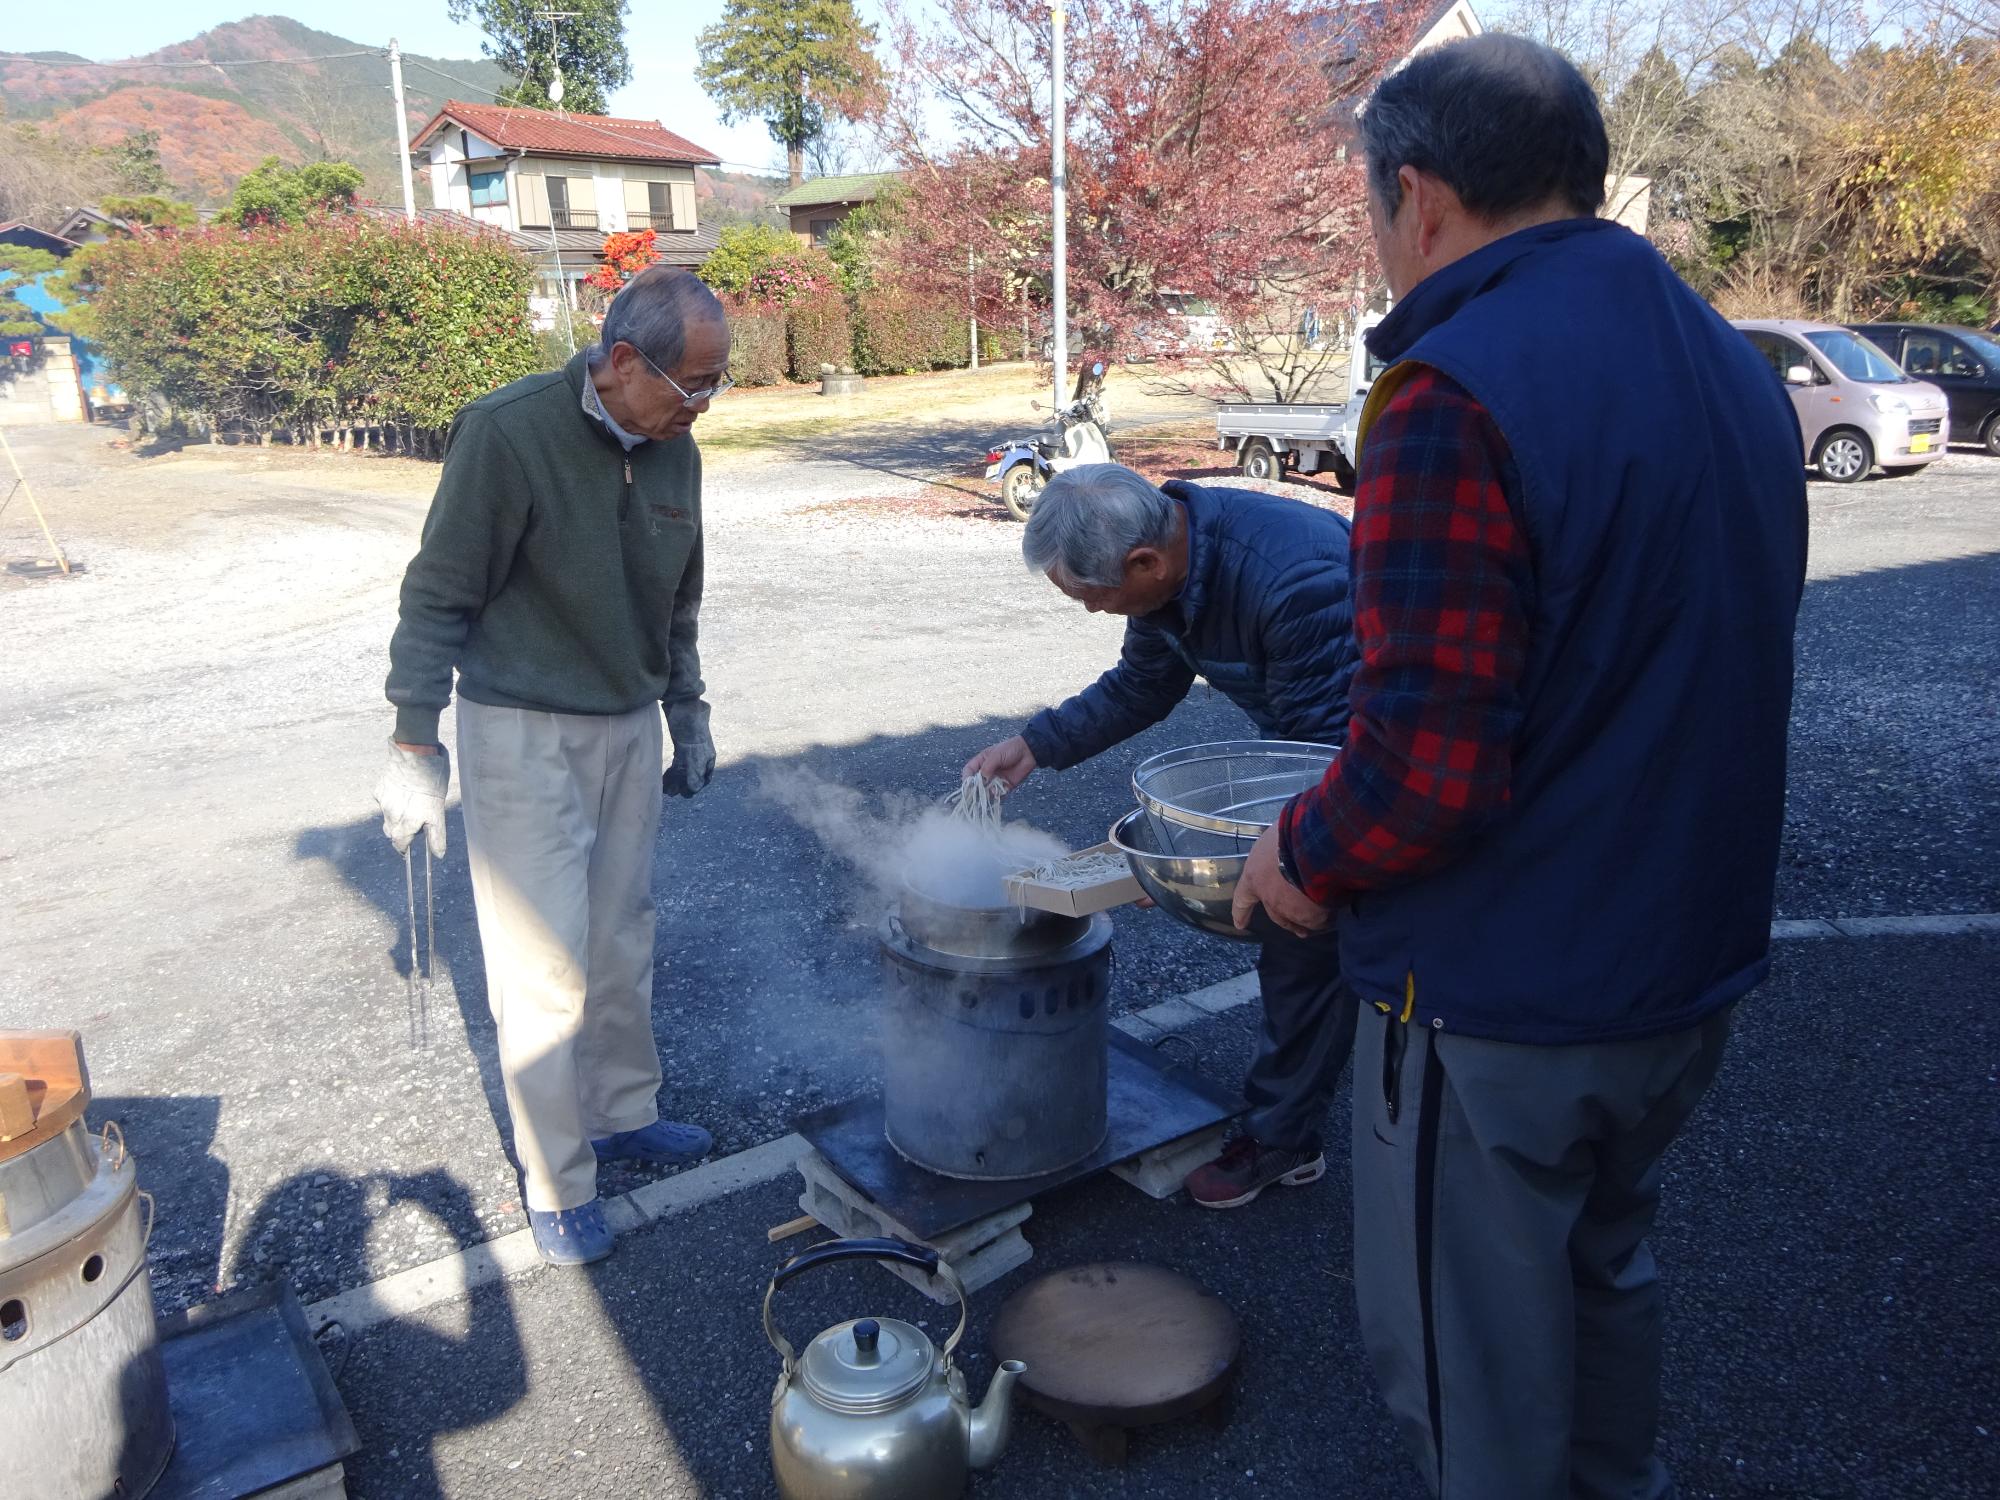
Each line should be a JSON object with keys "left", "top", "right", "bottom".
{"left": 7, "top": 2, "right": 898, "bottom": 175}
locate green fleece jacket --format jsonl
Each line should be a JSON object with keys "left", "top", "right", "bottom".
{"left": 385, "top": 352, "right": 705, "bottom": 745}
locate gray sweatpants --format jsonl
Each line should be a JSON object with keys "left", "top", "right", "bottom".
{"left": 1243, "top": 919, "right": 1356, "bottom": 1152}
{"left": 458, "top": 700, "right": 667, "bottom": 1212}
{"left": 1352, "top": 1002, "right": 1732, "bottom": 1499}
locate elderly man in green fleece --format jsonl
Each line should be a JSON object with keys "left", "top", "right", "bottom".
{"left": 374, "top": 267, "right": 730, "bottom": 1266}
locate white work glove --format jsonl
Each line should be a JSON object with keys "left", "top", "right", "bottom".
{"left": 374, "top": 738, "right": 450, "bottom": 857}
{"left": 663, "top": 700, "right": 715, "bottom": 799}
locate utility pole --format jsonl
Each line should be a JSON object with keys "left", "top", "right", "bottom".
{"left": 1050, "top": 0, "right": 1069, "bottom": 412}
{"left": 968, "top": 247, "right": 979, "bottom": 372}
{"left": 388, "top": 39, "right": 416, "bottom": 224}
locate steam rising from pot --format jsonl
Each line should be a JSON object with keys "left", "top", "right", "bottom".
{"left": 758, "top": 768, "right": 1066, "bottom": 911}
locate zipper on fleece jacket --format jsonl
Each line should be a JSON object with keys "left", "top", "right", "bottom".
{"left": 621, "top": 455, "right": 633, "bottom": 522}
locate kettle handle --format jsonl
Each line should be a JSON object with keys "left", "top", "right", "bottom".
{"left": 762, "top": 1236, "right": 970, "bottom": 1372}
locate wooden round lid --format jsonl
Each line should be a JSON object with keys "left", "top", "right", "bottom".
{"left": 991, "top": 1262, "right": 1241, "bottom": 1425}
{"left": 0, "top": 1031, "right": 89, "bottom": 1167}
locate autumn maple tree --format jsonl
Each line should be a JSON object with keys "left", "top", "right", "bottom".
{"left": 879, "top": 0, "right": 1424, "bottom": 399}
{"left": 585, "top": 229, "right": 663, "bottom": 293}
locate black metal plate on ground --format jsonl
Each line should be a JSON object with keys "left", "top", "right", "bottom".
{"left": 794, "top": 1031, "right": 1242, "bottom": 1240}
{"left": 153, "top": 1282, "right": 361, "bottom": 1500}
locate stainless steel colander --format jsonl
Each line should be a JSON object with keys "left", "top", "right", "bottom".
{"left": 1132, "top": 740, "right": 1338, "bottom": 856}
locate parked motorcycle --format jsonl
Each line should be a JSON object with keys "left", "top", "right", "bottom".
{"left": 983, "top": 363, "right": 1113, "bottom": 521}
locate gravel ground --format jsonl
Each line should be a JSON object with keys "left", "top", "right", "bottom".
{"left": 0, "top": 421, "right": 1995, "bottom": 1496}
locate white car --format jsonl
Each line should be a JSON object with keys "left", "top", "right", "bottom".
{"left": 1732, "top": 319, "right": 1950, "bottom": 482}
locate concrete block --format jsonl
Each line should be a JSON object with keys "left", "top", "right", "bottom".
{"left": 1111, "top": 1013, "right": 1166, "bottom": 1044}
{"left": 1185, "top": 972, "right": 1260, "bottom": 1014}
{"left": 257, "top": 1464, "right": 348, "bottom": 1499}
{"left": 1108, "top": 1121, "right": 1234, "bottom": 1200}
{"left": 1135, "top": 996, "right": 1208, "bottom": 1033}
{"left": 794, "top": 1148, "right": 1034, "bottom": 1302}
{"left": 1768, "top": 919, "right": 1843, "bottom": 940}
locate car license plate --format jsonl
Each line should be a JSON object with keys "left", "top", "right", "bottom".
{"left": 1911, "top": 434, "right": 1931, "bottom": 453}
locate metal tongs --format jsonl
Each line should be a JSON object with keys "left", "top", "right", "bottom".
{"left": 403, "top": 841, "right": 436, "bottom": 1049}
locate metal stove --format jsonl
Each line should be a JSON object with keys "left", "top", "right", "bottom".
{"left": 795, "top": 881, "right": 1238, "bottom": 1240}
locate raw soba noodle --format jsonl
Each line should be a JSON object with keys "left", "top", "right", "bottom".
{"left": 1022, "top": 849, "right": 1133, "bottom": 891}
{"left": 943, "top": 773, "right": 1007, "bottom": 827}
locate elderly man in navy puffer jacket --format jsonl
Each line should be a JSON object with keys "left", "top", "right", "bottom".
{"left": 965, "top": 462, "right": 1358, "bottom": 1208}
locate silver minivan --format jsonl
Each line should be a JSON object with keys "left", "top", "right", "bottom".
{"left": 1731, "top": 319, "right": 1950, "bottom": 482}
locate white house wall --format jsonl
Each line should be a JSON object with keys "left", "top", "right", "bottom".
{"left": 426, "top": 139, "right": 465, "bottom": 214}
{"left": 423, "top": 125, "right": 509, "bottom": 218}
{"left": 1415, "top": 0, "right": 1481, "bottom": 51}
{"left": 501, "top": 158, "right": 699, "bottom": 234}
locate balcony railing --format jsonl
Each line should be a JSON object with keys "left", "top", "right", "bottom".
{"left": 549, "top": 208, "right": 598, "bottom": 231}
{"left": 625, "top": 211, "right": 675, "bottom": 231}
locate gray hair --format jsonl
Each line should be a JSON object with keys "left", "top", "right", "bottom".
{"left": 597, "top": 266, "right": 727, "bottom": 373}
{"left": 1021, "top": 464, "right": 1176, "bottom": 588}
{"left": 1359, "top": 33, "right": 1608, "bottom": 221}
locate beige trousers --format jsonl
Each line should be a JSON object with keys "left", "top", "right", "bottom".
{"left": 457, "top": 700, "right": 665, "bottom": 1211}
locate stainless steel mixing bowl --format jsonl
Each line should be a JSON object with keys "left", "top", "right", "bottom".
{"left": 1108, "top": 807, "right": 1256, "bottom": 943}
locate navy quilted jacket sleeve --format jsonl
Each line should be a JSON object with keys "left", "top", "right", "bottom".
{"left": 1021, "top": 482, "right": 1357, "bottom": 771}
{"left": 1021, "top": 622, "right": 1196, "bottom": 771}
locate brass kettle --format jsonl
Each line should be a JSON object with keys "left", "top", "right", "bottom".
{"left": 765, "top": 1237, "right": 1025, "bottom": 1500}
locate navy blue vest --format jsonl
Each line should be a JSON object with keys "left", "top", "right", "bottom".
{"left": 1341, "top": 219, "right": 1808, "bottom": 1044}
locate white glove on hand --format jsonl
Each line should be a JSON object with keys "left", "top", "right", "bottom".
{"left": 375, "top": 738, "right": 450, "bottom": 857}
{"left": 663, "top": 700, "right": 715, "bottom": 799}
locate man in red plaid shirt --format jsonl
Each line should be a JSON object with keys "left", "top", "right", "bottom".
{"left": 1233, "top": 35, "right": 1807, "bottom": 1500}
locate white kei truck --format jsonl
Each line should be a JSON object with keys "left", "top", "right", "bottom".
{"left": 1214, "top": 311, "right": 1387, "bottom": 490}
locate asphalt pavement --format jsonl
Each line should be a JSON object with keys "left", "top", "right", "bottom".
{"left": 327, "top": 931, "right": 1999, "bottom": 1500}
{"left": 1, "top": 423, "right": 1996, "bottom": 1497}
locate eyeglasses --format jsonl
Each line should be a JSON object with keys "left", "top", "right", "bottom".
{"left": 631, "top": 344, "right": 735, "bottom": 407}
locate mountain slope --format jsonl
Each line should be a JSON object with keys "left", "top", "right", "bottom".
{"left": 1, "top": 16, "right": 788, "bottom": 223}
{"left": 1, "top": 16, "right": 514, "bottom": 204}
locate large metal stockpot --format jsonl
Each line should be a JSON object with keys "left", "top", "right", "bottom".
{"left": 880, "top": 878, "right": 1113, "bottom": 1181}
{"left": 1, "top": 1113, "right": 174, "bottom": 1499}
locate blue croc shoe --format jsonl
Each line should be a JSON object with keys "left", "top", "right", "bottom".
{"left": 591, "top": 1119, "right": 713, "bottom": 1166}
{"left": 528, "top": 1199, "right": 614, "bottom": 1266}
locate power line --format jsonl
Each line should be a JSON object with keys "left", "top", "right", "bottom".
{"left": 401, "top": 56, "right": 514, "bottom": 101}
{"left": 0, "top": 49, "right": 383, "bottom": 69}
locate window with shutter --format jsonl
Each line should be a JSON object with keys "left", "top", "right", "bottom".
{"left": 668, "top": 180, "right": 696, "bottom": 231}
{"left": 518, "top": 171, "right": 551, "bottom": 228}
{"left": 566, "top": 173, "right": 599, "bottom": 227}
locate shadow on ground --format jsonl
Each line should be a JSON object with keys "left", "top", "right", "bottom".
{"left": 326, "top": 930, "right": 1998, "bottom": 1498}
{"left": 127, "top": 543, "right": 2000, "bottom": 1495}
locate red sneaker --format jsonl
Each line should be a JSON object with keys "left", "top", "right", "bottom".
{"left": 1184, "top": 1134, "right": 1326, "bottom": 1209}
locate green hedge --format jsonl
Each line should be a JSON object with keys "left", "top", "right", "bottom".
{"left": 725, "top": 298, "right": 787, "bottom": 386}
{"left": 786, "top": 287, "right": 853, "bottom": 380}
{"left": 852, "top": 286, "right": 971, "bottom": 374}
{"left": 57, "top": 216, "right": 538, "bottom": 446}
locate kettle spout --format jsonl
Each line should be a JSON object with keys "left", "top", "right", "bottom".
{"left": 967, "top": 1359, "right": 1025, "bottom": 1470}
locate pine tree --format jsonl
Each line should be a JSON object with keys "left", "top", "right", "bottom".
{"left": 696, "top": 0, "right": 883, "bottom": 186}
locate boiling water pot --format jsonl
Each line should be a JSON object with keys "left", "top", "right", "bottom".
{"left": 765, "top": 1237, "right": 1024, "bottom": 1500}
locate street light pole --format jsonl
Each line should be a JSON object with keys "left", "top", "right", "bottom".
{"left": 1050, "top": 0, "right": 1068, "bottom": 413}
{"left": 968, "top": 247, "right": 979, "bottom": 372}
{"left": 389, "top": 39, "right": 416, "bottom": 223}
